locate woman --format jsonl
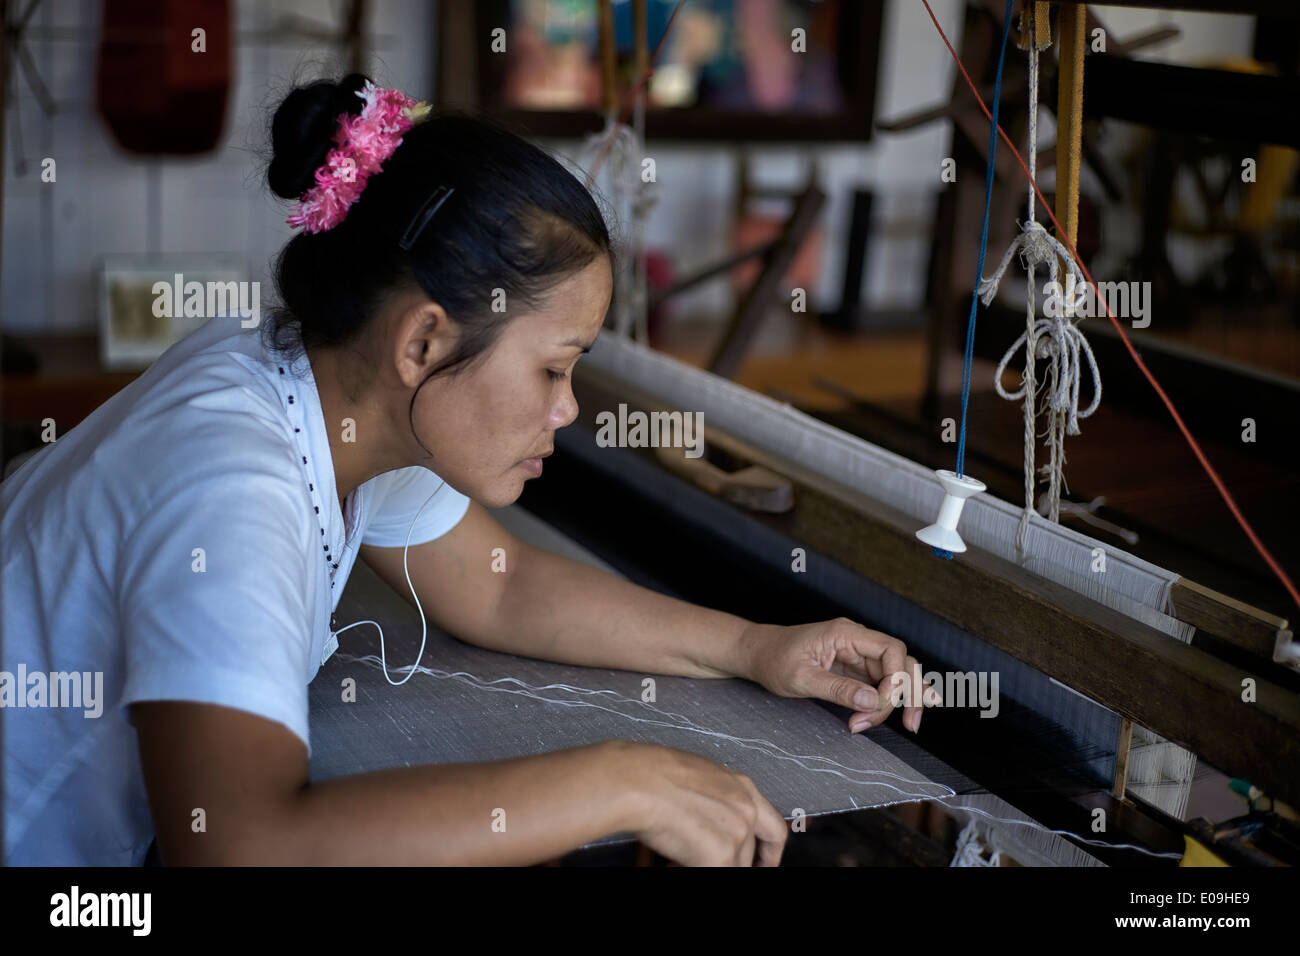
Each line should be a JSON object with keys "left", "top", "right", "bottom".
{"left": 2, "top": 74, "right": 933, "bottom": 867}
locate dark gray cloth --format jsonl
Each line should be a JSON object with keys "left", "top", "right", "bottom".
{"left": 307, "top": 508, "right": 944, "bottom": 834}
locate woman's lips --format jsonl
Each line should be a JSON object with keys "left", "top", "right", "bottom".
{"left": 519, "top": 447, "right": 551, "bottom": 477}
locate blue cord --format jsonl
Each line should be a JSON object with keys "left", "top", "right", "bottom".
{"left": 934, "top": 0, "right": 1015, "bottom": 563}
{"left": 954, "top": 0, "right": 1016, "bottom": 480}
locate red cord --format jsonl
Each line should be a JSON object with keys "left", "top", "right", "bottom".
{"left": 918, "top": 0, "right": 1299, "bottom": 612}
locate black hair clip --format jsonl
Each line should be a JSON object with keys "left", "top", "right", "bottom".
{"left": 399, "top": 184, "right": 456, "bottom": 251}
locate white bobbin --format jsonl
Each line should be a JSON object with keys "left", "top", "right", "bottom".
{"left": 916, "top": 469, "right": 986, "bottom": 553}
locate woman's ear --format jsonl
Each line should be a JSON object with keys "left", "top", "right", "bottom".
{"left": 393, "top": 298, "right": 454, "bottom": 389}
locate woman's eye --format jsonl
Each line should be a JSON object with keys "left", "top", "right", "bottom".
{"left": 546, "top": 369, "right": 568, "bottom": 382}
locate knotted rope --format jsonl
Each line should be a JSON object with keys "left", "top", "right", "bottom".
{"left": 976, "top": 37, "right": 1100, "bottom": 551}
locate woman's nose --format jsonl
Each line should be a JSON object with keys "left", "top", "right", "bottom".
{"left": 551, "top": 385, "right": 579, "bottom": 429}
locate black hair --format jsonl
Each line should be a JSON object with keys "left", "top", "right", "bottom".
{"left": 263, "top": 73, "right": 612, "bottom": 438}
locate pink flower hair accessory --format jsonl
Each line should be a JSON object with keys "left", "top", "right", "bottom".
{"left": 286, "top": 80, "right": 432, "bottom": 234}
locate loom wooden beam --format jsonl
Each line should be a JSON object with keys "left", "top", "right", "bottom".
{"left": 1112, "top": 718, "right": 1133, "bottom": 800}
{"left": 1054, "top": 2, "right": 1086, "bottom": 294}
{"left": 1019, "top": 2, "right": 1052, "bottom": 52}
{"left": 572, "top": 365, "right": 1300, "bottom": 808}
{"left": 785, "top": 376, "right": 1292, "bottom": 665}
{"left": 1078, "top": 56, "right": 1300, "bottom": 148}
{"left": 760, "top": 460, "right": 1300, "bottom": 812}
{"left": 1169, "top": 578, "right": 1294, "bottom": 668}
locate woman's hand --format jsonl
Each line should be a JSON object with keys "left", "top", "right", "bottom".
{"left": 738, "top": 618, "right": 939, "bottom": 734}
{"left": 616, "top": 741, "right": 788, "bottom": 866}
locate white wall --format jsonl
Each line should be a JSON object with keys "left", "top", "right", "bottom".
{"left": 1, "top": 0, "right": 1260, "bottom": 336}
{"left": 2, "top": 0, "right": 437, "bottom": 335}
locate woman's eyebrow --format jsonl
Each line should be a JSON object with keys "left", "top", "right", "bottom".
{"left": 557, "top": 337, "right": 594, "bottom": 353}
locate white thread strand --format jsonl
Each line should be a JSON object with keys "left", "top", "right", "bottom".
{"left": 1018, "top": 41, "right": 1040, "bottom": 555}
{"left": 335, "top": 652, "right": 948, "bottom": 797}
{"left": 332, "top": 651, "right": 1183, "bottom": 861}
{"left": 329, "top": 482, "right": 444, "bottom": 685}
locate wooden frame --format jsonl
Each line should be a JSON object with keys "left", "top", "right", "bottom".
{"left": 570, "top": 361, "right": 1300, "bottom": 807}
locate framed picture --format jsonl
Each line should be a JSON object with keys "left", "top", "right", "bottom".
{"left": 98, "top": 255, "right": 251, "bottom": 370}
{"left": 437, "top": 0, "right": 885, "bottom": 142}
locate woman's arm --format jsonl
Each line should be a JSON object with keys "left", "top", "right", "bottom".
{"left": 362, "top": 502, "right": 930, "bottom": 736}
{"left": 361, "top": 501, "right": 755, "bottom": 681}
{"left": 133, "top": 700, "right": 786, "bottom": 865}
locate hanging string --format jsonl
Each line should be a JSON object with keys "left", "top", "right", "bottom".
{"left": 928, "top": 0, "right": 1015, "bottom": 562}
{"left": 918, "top": 0, "right": 1300, "bottom": 612}
{"left": 977, "top": 17, "right": 1104, "bottom": 550}
{"left": 1008, "top": 31, "right": 1044, "bottom": 552}
{"left": 953, "top": 0, "right": 1016, "bottom": 483}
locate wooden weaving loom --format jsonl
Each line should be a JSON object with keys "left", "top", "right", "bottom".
{"left": 309, "top": 0, "right": 1299, "bottom": 866}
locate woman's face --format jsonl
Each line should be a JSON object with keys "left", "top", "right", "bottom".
{"left": 411, "top": 256, "right": 612, "bottom": 508}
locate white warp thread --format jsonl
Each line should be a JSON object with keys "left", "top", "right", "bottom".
{"left": 951, "top": 819, "right": 1004, "bottom": 866}
{"left": 583, "top": 331, "right": 1192, "bottom": 643}
{"left": 335, "top": 652, "right": 1183, "bottom": 862}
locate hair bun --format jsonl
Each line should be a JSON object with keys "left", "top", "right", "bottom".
{"left": 268, "top": 73, "right": 371, "bottom": 200}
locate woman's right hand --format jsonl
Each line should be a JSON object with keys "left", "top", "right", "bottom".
{"left": 134, "top": 700, "right": 789, "bottom": 866}
{"left": 609, "top": 740, "right": 788, "bottom": 866}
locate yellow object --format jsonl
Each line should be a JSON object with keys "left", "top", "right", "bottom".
{"left": 404, "top": 101, "right": 433, "bottom": 124}
{"left": 1180, "top": 834, "right": 1229, "bottom": 867}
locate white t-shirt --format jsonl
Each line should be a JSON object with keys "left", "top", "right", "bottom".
{"left": 2, "top": 316, "right": 471, "bottom": 865}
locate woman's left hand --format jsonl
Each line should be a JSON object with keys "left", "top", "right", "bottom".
{"left": 739, "top": 618, "right": 939, "bottom": 734}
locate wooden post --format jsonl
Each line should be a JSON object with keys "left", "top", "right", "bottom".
{"left": 1016, "top": 1, "right": 1052, "bottom": 51}
{"left": 1055, "top": 3, "right": 1087, "bottom": 289}
{"left": 1113, "top": 717, "right": 1134, "bottom": 800}
{"left": 1034, "top": 1, "right": 1052, "bottom": 50}
{"left": 598, "top": 0, "right": 618, "bottom": 116}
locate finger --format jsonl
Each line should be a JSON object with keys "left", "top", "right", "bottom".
{"left": 870, "top": 671, "right": 903, "bottom": 725}
{"left": 925, "top": 679, "right": 943, "bottom": 707}
{"left": 755, "top": 831, "right": 785, "bottom": 867}
{"left": 849, "top": 628, "right": 906, "bottom": 684}
{"left": 794, "top": 666, "right": 879, "bottom": 713}
{"left": 737, "top": 830, "right": 756, "bottom": 867}
{"left": 875, "top": 632, "right": 909, "bottom": 684}
{"left": 901, "top": 655, "right": 923, "bottom": 733}
{"left": 868, "top": 655, "right": 920, "bottom": 728}
{"left": 743, "top": 779, "right": 788, "bottom": 867}
{"left": 847, "top": 710, "right": 874, "bottom": 733}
